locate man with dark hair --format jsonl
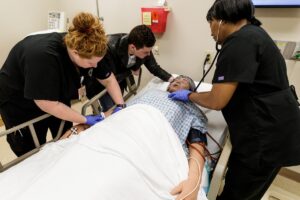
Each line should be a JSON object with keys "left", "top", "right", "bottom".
{"left": 84, "top": 25, "right": 173, "bottom": 111}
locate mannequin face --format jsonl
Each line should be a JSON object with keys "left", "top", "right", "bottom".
{"left": 209, "top": 19, "right": 225, "bottom": 44}
{"left": 128, "top": 44, "right": 152, "bottom": 59}
{"left": 167, "top": 77, "right": 191, "bottom": 92}
{"left": 67, "top": 48, "right": 103, "bottom": 68}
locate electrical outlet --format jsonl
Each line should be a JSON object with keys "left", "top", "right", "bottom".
{"left": 205, "top": 50, "right": 215, "bottom": 64}
{"left": 153, "top": 45, "right": 159, "bottom": 55}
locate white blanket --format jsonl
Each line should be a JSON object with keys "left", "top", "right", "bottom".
{"left": 0, "top": 104, "right": 208, "bottom": 200}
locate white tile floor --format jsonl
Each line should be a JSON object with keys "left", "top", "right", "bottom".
{"left": 262, "top": 174, "right": 300, "bottom": 200}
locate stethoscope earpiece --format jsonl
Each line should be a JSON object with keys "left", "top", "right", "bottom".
{"left": 194, "top": 19, "right": 223, "bottom": 91}
{"left": 215, "top": 19, "right": 223, "bottom": 52}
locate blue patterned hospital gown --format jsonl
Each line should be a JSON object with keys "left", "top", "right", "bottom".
{"left": 128, "top": 89, "right": 208, "bottom": 155}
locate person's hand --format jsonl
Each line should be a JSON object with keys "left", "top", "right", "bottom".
{"left": 170, "top": 178, "right": 199, "bottom": 200}
{"left": 85, "top": 114, "right": 104, "bottom": 126}
{"left": 112, "top": 106, "right": 122, "bottom": 114}
{"left": 112, "top": 104, "right": 126, "bottom": 114}
{"left": 168, "top": 76, "right": 175, "bottom": 82}
{"left": 168, "top": 89, "right": 191, "bottom": 102}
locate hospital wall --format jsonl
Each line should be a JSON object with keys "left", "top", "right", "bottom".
{"left": 0, "top": 0, "right": 59, "bottom": 67}
{"left": 1, "top": 1, "right": 300, "bottom": 87}
{"left": 58, "top": 0, "right": 216, "bottom": 87}
{"left": 58, "top": 1, "right": 300, "bottom": 86}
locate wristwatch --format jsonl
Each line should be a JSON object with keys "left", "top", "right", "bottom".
{"left": 70, "top": 127, "right": 78, "bottom": 135}
{"left": 116, "top": 104, "right": 127, "bottom": 108}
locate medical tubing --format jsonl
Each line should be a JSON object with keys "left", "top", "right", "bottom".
{"left": 179, "top": 157, "right": 201, "bottom": 200}
{"left": 187, "top": 140, "right": 218, "bottom": 163}
{"left": 187, "top": 141, "right": 206, "bottom": 162}
{"left": 206, "top": 131, "right": 222, "bottom": 151}
{"left": 194, "top": 51, "right": 220, "bottom": 92}
{"left": 202, "top": 132, "right": 222, "bottom": 162}
{"left": 202, "top": 54, "right": 211, "bottom": 77}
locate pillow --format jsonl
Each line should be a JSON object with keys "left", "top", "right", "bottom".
{"left": 139, "top": 75, "right": 212, "bottom": 113}
{"left": 192, "top": 82, "right": 212, "bottom": 113}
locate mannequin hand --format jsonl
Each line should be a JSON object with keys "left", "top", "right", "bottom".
{"left": 170, "top": 178, "right": 199, "bottom": 200}
{"left": 168, "top": 89, "right": 191, "bottom": 102}
{"left": 85, "top": 115, "right": 104, "bottom": 126}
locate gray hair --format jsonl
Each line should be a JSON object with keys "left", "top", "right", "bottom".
{"left": 175, "top": 75, "right": 196, "bottom": 91}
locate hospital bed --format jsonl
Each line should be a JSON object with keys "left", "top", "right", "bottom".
{"left": 121, "top": 76, "right": 231, "bottom": 200}
{"left": 0, "top": 73, "right": 230, "bottom": 200}
{"left": 0, "top": 71, "right": 141, "bottom": 171}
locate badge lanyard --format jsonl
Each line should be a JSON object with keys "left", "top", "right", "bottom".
{"left": 78, "top": 76, "right": 87, "bottom": 102}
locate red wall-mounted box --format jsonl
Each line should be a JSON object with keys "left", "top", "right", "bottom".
{"left": 141, "top": 7, "right": 169, "bottom": 34}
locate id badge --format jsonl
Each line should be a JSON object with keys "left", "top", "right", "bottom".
{"left": 78, "top": 85, "right": 87, "bottom": 102}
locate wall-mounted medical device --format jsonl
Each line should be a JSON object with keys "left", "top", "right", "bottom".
{"left": 141, "top": 7, "right": 170, "bottom": 34}
{"left": 275, "top": 40, "right": 300, "bottom": 61}
{"left": 48, "top": 11, "right": 66, "bottom": 31}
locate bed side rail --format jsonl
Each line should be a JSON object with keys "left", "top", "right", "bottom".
{"left": 82, "top": 69, "right": 142, "bottom": 115}
{"left": 207, "top": 127, "right": 232, "bottom": 200}
{"left": 123, "top": 69, "right": 142, "bottom": 100}
{"left": 0, "top": 114, "right": 65, "bottom": 172}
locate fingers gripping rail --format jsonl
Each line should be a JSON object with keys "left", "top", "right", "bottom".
{"left": 207, "top": 129, "right": 232, "bottom": 200}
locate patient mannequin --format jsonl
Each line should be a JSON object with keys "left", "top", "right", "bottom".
{"left": 61, "top": 75, "right": 208, "bottom": 200}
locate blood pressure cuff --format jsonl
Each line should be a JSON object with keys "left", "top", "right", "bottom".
{"left": 187, "top": 128, "right": 207, "bottom": 145}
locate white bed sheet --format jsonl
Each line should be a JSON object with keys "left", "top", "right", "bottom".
{"left": 0, "top": 104, "right": 208, "bottom": 200}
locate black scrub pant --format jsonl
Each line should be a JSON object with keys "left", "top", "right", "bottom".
{"left": 84, "top": 75, "right": 127, "bottom": 112}
{"left": 217, "top": 154, "right": 281, "bottom": 200}
{"left": 84, "top": 76, "right": 114, "bottom": 112}
{"left": 0, "top": 100, "right": 72, "bottom": 157}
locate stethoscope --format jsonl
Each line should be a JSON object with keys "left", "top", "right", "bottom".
{"left": 194, "top": 20, "right": 222, "bottom": 92}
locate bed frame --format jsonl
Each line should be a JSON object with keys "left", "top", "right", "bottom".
{"left": 80, "top": 71, "right": 232, "bottom": 200}
{"left": 0, "top": 70, "right": 231, "bottom": 200}
{"left": 207, "top": 132, "right": 231, "bottom": 200}
{"left": 0, "top": 114, "right": 65, "bottom": 172}
{"left": 0, "top": 71, "right": 142, "bottom": 172}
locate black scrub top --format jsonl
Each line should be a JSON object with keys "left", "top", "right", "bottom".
{"left": 94, "top": 34, "right": 171, "bottom": 88}
{"left": 213, "top": 24, "right": 300, "bottom": 168}
{"left": 0, "top": 32, "right": 110, "bottom": 122}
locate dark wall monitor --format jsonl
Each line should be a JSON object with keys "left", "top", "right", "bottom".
{"left": 252, "top": 0, "right": 300, "bottom": 8}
